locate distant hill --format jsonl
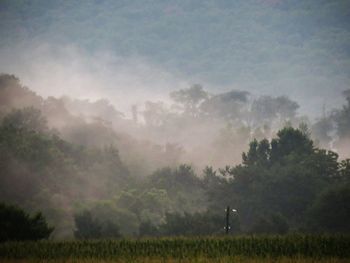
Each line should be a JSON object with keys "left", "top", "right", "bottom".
{"left": 0, "top": 0, "right": 349, "bottom": 113}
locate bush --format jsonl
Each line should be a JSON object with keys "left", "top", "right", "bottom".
{"left": 309, "top": 184, "right": 350, "bottom": 233}
{"left": 74, "top": 211, "right": 122, "bottom": 239}
{"left": 250, "top": 213, "right": 289, "bottom": 235}
{"left": 0, "top": 203, "right": 54, "bottom": 242}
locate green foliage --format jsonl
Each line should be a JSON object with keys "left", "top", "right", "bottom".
{"left": 91, "top": 202, "right": 138, "bottom": 237}
{"left": 339, "top": 159, "right": 350, "bottom": 181}
{"left": 1, "top": 73, "right": 350, "bottom": 238}
{"left": 242, "top": 127, "right": 314, "bottom": 166}
{"left": 271, "top": 127, "right": 314, "bottom": 161}
{"left": 0, "top": 107, "right": 130, "bottom": 238}
{"left": 309, "top": 185, "right": 350, "bottom": 233}
{"left": 148, "top": 165, "right": 201, "bottom": 194}
{"left": 0, "top": 203, "right": 53, "bottom": 242}
{"left": 207, "top": 126, "right": 345, "bottom": 233}
{"left": 250, "top": 214, "right": 289, "bottom": 235}
{"left": 2, "top": 107, "right": 48, "bottom": 133}
{"left": 138, "top": 221, "right": 159, "bottom": 237}
{"left": 160, "top": 211, "right": 237, "bottom": 236}
{"left": 74, "top": 211, "right": 121, "bottom": 239}
{"left": 147, "top": 164, "right": 206, "bottom": 213}
{"left": 74, "top": 211, "right": 102, "bottom": 239}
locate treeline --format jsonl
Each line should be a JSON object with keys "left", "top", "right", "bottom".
{"left": 0, "top": 107, "right": 130, "bottom": 237}
{"left": 73, "top": 127, "right": 350, "bottom": 239}
{"left": 1, "top": 125, "right": 350, "bottom": 240}
{"left": 0, "top": 73, "right": 350, "bottom": 240}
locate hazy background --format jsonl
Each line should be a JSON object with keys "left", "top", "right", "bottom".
{"left": 0, "top": 0, "right": 350, "bottom": 116}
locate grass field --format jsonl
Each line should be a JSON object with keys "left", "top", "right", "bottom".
{"left": 1, "top": 236, "right": 349, "bottom": 262}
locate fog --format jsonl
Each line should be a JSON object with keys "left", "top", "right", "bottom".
{"left": 1, "top": 0, "right": 350, "bottom": 118}
{"left": 0, "top": 38, "right": 349, "bottom": 166}
{"left": 0, "top": 42, "right": 189, "bottom": 114}
{"left": 0, "top": 0, "right": 350, "bottom": 239}
{"left": 1, "top": 41, "right": 348, "bottom": 120}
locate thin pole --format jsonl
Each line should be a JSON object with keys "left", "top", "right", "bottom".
{"left": 225, "top": 206, "right": 230, "bottom": 234}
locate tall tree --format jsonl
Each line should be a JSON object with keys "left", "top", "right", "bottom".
{"left": 170, "top": 84, "right": 208, "bottom": 117}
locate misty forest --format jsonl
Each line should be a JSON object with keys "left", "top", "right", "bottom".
{"left": 0, "top": 0, "right": 350, "bottom": 252}
{"left": 1, "top": 73, "right": 349, "bottom": 240}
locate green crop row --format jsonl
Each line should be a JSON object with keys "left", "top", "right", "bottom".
{"left": 2, "top": 257, "right": 350, "bottom": 263}
{"left": 1, "top": 235, "right": 349, "bottom": 260}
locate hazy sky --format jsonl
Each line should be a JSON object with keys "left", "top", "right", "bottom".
{"left": 0, "top": 0, "right": 349, "bottom": 117}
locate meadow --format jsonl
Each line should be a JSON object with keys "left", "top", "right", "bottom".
{"left": 1, "top": 235, "right": 349, "bottom": 263}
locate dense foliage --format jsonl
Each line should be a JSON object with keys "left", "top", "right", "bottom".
{"left": 0, "top": 74, "right": 349, "bottom": 238}
{"left": 74, "top": 211, "right": 121, "bottom": 239}
{"left": 0, "top": 203, "right": 53, "bottom": 242}
{"left": 206, "top": 127, "right": 350, "bottom": 234}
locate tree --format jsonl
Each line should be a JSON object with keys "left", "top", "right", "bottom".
{"left": 146, "top": 165, "right": 206, "bottom": 215}
{"left": 250, "top": 96, "right": 299, "bottom": 126}
{"left": 311, "top": 116, "right": 334, "bottom": 148}
{"left": 2, "top": 107, "right": 48, "bottom": 133}
{"left": 309, "top": 185, "right": 350, "bottom": 233}
{"left": 270, "top": 127, "right": 314, "bottom": 162}
{"left": 242, "top": 139, "right": 270, "bottom": 166}
{"left": 139, "top": 221, "right": 159, "bottom": 237}
{"left": 148, "top": 165, "right": 201, "bottom": 195}
{"left": 160, "top": 211, "right": 230, "bottom": 236}
{"left": 0, "top": 74, "right": 43, "bottom": 116}
{"left": 143, "top": 101, "right": 169, "bottom": 127}
{"left": 250, "top": 213, "right": 289, "bottom": 235}
{"left": 74, "top": 210, "right": 122, "bottom": 239}
{"left": 334, "top": 90, "right": 350, "bottom": 141}
{"left": 74, "top": 211, "right": 102, "bottom": 239}
{"left": 0, "top": 203, "right": 53, "bottom": 242}
{"left": 208, "top": 127, "right": 342, "bottom": 232}
{"left": 200, "top": 90, "right": 250, "bottom": 121}
{"left": 339, "top": 159, "right": 350, "bottom": 182}
{"left": 241, "top": 127, "right": 314, "bottom": 166}
{"left": 170, "top": 84, "right": 208, "bottom": 117}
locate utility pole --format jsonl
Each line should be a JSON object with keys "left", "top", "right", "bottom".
{"left": 225, "top": 206, "right": 230, "bottom": 234}
{"left": 225, "top": 206, "right": 237, "bottom": 235}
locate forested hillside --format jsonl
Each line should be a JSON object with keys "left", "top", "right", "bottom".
{"left": 0, "top": 74, "right": 349, "bottom": 239}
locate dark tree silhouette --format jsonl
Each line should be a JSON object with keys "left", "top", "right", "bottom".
{"left": 0, "top": 203, "right": 53, "bottom": 242}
